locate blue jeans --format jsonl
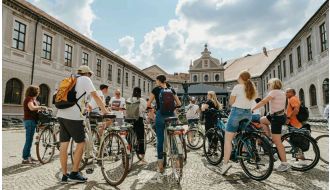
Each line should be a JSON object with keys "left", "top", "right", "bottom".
{"left": 226, "top": 107, "right": 252, "bottom": 132}
{"left": 155, "top": 110, "right": 174, "bottom": 160}
{"left": 22, "top": 120, "right": 37, "bottom": 160}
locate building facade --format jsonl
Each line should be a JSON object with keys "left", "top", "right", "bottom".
{"left": 2, "top": 0, "right": 153, "bottom": 117}
{"left": 261, "top": 1, "right": 329, "bottom": 117}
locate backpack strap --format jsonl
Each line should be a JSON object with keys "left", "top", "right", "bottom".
{"left": 76, "top": 91, "right": 86, "bottom": 112}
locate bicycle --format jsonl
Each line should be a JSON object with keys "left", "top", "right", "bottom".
{"left": 203, "top": 110, "right": 274, "bottom": 181}
{"left": 35, "top": 109, "right": 61, "bottom": 164}
{"left": 249, "top": 122, "right": 321, "bottom": 171}
{"left": 315, "top": 122, "right": 329, "bottom": 165}
{"left": 161, "top": 117, "right": 186, "bottom": 184}
{"left": 185, "top": 119, "right": 204, "bottom": 150}
{"left": 69, "top": 112, "right": 129, "bottom": 186}
{"left": 121, "top": 118, "right": 147, "bottom": 171}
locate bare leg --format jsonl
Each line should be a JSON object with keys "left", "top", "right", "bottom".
{"left": 223, "top": 132, "right": 236, "bottom": 164}
{"left": 272, "top": 134, "right": 287, "bottom": 162}
{"left": 72, "top": 142, "right": 85, "bottom": 172}
{"left": 60, "top": 142, "right": 70, "bottom": 175}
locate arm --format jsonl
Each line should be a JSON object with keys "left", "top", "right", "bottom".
{"left": 91, "top": 91, "right": 109, "bottom": 114}
{"left": 27, "top": 101, "right": 46, "bottom": 111}
{"left": 252, "top": 96, "right": 272, "bottom": 112}
{"left": 174, "top": 95, "right": 181, "bottom": 107}
{"left": 147, "top": 93, "right": 155, "bottom": 108}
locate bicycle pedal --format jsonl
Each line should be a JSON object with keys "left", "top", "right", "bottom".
{"left": 86, "top": 168, "right": 94, "bottom": 174}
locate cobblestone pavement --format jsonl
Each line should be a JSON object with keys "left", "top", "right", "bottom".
{"left": 2, "top": 128, "right": 329, "bottom": 190}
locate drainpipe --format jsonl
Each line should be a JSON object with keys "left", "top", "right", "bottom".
{"left": 121, "top": 63, "right": 125, "bottom": 96}
{"left": 31, "top": 17, "right": 40, "bottom": 85}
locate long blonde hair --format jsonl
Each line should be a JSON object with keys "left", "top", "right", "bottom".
{"left": 207, "top": 91, "right": 222, "bottom": 110}
{"left": 239, "top": 71, "right": 257, "bottom": 100}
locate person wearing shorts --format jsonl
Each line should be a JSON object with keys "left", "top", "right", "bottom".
{"left": 252, "top": 78, "right": 290, "bottom": 172}
{"left": 56, "top": 66, "right": 110, "bottom": 183}
{"left": 221, "top": 71, "right": 256, "bottom": 175}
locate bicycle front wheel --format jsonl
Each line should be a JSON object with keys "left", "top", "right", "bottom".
{"left": 282, "top": 133, "right": 320, "bottom": 171}
{"left": 238, "top": 133, "right": 274, "bottom": 181}
{"left": 315, "top": 134, "right": 329, "bottom": 164}
{"left": 100, "top": 133, "right": 129, "bottom": 186}
{"left": 203, "top": 128, "right": 223, "bottom": 165}
{"left": 186, "top": 129, "right": 204, "bottom": 150}
{"left": 36, "top": 127, "right": 56, "bottom": 164}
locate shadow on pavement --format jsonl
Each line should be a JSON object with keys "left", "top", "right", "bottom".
{"left": 2, "top": 163, "right": 43, "bottom": 176}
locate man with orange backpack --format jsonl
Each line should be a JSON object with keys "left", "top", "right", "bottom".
{"left": 54, "top": 65, "right": 110, "bottom": 183}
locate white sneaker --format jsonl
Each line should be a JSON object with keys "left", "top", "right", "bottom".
{"left": 221, "top": 163, "right": 232, "bottom": 175}
{"left": 276, "top": 163, "right": 291, "bottom": 172}
{"left": 295, "top": 160, "right": 309, "bottom": 166}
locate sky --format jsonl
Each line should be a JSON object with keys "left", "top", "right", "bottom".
{"left": 29, "top": 0, "right": 326, "bottom": 73}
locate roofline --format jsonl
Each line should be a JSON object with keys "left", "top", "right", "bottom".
{"left": 142, "top": 65, "right": 168, "bottom": 75}
{"left": 5, "top": 0, "right": 154, "bottom": 81}
{"left": 261, "top": 0, "right": 329, "bottom": 76}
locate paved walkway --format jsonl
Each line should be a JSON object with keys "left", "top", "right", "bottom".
{"left": 2, "top": 129, "right": 329, "bottom": 190}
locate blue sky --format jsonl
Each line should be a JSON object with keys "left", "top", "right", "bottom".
{"left": 29, "top": 0, "right": 326, "bottom": 73}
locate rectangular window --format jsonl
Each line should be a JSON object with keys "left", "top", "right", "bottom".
{"left": 289, "top": 54, "right": 293, "bottom": 73}
{"left": 283, "top": 60, "right": 286, "bottom": 78}
{"left": 125, "top": 72, "right": 129, "bottom": 87}
{"left": 148, "top": 83, "right": 150, "bottom": 93}
{"left": 138, "top": 78, "right": 141, "bottom": 88}
{"left": 117, "top": 69, "right": 121, "bottom": 84}
{"left": 143, "top": 81, "right": 146, "bottom": 92}
{"left": 42, "top": 34, "right": 52, "bottom": 60}
{"left": 307, "top": 35, "right": 313, "bottom": 61}
{"left": 12, "top": 20, "right": 26, "bottom": 51}
{"left": 266, "top": 77, "right": 269, "bottom": 90}
{"left": 82, "top": 52, "right": 88, "bottom": 65}
{"left": 132, "top": 75, "right": 135, "bottom": 88}
{"left": 278, "top": 64, "right": 281, "bottom": 80}
{"left": 64, "top": 44, "right": 73, "bottom": 67}
{"left": 107, "top": 64, "right": 112, "bottom": 81}
{"left": 273, "top": 70, "right": 276, "bottom": 78}
{"left": 320, "top": 22, "right": 328, "bottom": 52}
{"left": 96, "top": 59, "right": 101, "bottom": 77}
{"left": 297, "top": 46, "right": 301, "bottom": 68}
{"left": 269, "top": 73, "right": 271, "bottom": 80}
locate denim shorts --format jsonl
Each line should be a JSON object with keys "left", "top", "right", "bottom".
{"left": 251, "top": 114, "right": 261, "bottom": 122}
{"left": 226, "top": 107, "right": 252, "bottom": 132}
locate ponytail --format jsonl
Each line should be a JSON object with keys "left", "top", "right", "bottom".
{"left": 245, "top": 79, "right": 256, "bottom": 100}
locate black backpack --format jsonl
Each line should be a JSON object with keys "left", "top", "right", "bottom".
{"left": 296, "top": 104, "right": 309, "bottom": 122}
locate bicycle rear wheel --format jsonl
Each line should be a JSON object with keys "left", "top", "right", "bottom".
{"left": 186, "top": 129, "right": 204, "bottom": 150}
{"left": 36, "top": 127, "right": 56, "bottom": 164}
{"left": 100, "top": 133, "right": 129, "bottom": 186}
{"left": 203, "top": 128, "right": 223, "bottom": 165}
{"left": 171, "top": 155, "right": 183, "bottom": 184}
{"left": 145, "top": 125, "right": 155, "bottom": 144}
{"left": 282, "top": 133, "right": 320, "bottom": 171}
{"left": 238, "top": 133, "right": 274, "bottom": 181}
{"left": 315, "top": 134, "right": 329, "bottom": 164}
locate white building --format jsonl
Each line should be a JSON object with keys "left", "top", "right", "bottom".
{"left": 2, "top": 0, "right": 154, "bottom": 117}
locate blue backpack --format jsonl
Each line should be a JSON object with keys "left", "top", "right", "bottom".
{"left": 159, "top": 88, "right": 175, "bottom": 115}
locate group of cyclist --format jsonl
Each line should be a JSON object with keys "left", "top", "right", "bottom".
{"left": 21, "top": 65, "right": 315, "bottom": 184}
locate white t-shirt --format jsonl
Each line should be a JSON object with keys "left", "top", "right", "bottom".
{"left": 57, "top": 76, "right": 96, "bottom": 120}
{"left": 110, "top": 97, "right": 126, "bottom": 118}
{"left": 126, "top": 97, "right": 147, "bottom": 117}
{"left": 186, "top": 104, "right": 200, "bottom": 120}
{"left": 90, "top": 90, "right": 104, "bottom": 111}
{"left": 231, "top": 84, "right": 255, "bottom": 109}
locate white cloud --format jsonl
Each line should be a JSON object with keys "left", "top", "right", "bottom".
{"left": 29, "top": 0, "right": 96, "bottom": 38}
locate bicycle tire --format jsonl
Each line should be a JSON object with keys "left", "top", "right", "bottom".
{"left": 182, "top": 136, "right": 187, "bottom": 162}
{"left": 238, "top": 133, "right": 274, "bottom": 181}
{"left": 186, "top": 129, "right": 204, "bottom": 150}
{"left": 145, "top": 126, "right": 155, "bottom": 144}
{"left": 203, "top": 128, "right": 224, "bottom": 165}
{"left": 100, "top": 132, "right": 129, "bottom": 186}
{"left": 171, "top": 155, "right": 184, "bottom": 184}
{"left": 282, "top": 132, "right": 320, "bottom": 171}
{"left": 36, "top": 127, "right": 56, "bottom": 164}
{"left": 315, "top": 134, "right": 329, "bottom": 164}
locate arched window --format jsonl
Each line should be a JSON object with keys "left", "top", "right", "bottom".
{"left": 322, "top": 78, "right": 329, "bottom": 104}
{"left": 4, "top": 78, "right": 23, "bottom": 104}
{"left": 39, "top": 84, "right": 50, "bottom": 106}
{"left": 204, "top": 75, "right": 209, "bottom": 82}
{"left": 193, "top": 75, "right": 197, "bottom": 82}
{"left": 215, "top": 74, "right": 220, "bottom": 82}
{"left": 299, "top": 88, "right": 305, "bottom": 105}
{"left": 309, "top": 84, "right": 317, "bottom": 106}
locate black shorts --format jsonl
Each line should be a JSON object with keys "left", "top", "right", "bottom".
{"left": 266, "top": 114, "right": 286, "bottom": 134}
{"left": 58, "top": 117, "right": 85, "bottom": 143}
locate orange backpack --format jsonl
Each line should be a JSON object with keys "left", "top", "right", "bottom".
{"left": 53, "top": 75, "right": 86, "bottom": 111}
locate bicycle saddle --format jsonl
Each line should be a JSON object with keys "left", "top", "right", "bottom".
{"left": 236, "top": 119, "right": 250, "bottom": 133}
{"left": 89, "top": 112, "right": 102, "bottom": 119}
{"left": 124, "top": 118, "right": 137, "bottom": 123}
{"left": 165, "top": 117, "right": 178, "bottom": 123}
{"left": 103, "top": 114, "right": 116, "bottom": 119}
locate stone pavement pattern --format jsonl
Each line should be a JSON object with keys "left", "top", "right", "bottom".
{"left": 2, "top": 129, "right": 329, "bottom": 190}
